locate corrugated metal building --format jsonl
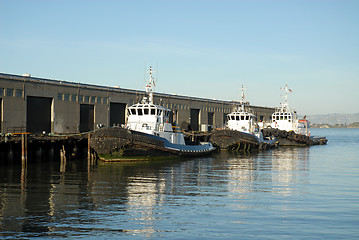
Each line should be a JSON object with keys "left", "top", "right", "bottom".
{"left": 0, "top": 73, "right": 274, "bottom": 134}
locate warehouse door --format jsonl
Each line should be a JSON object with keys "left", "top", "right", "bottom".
{"left": 208, "top": 112, "right": 214, "bottom": 131}
{"left": 27, "top": 96, "right": 52, "bottom": 133}
{"left": 80, "top": 104, "right": 94, "bottom": 132}
{"left": 110, "top": 102, "right": 126, "bottom": 127}
{"left": 190, "top": 108, "right": 200, "bottom": 131}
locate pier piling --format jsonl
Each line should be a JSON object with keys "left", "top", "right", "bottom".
{"left": 21, "top": 134, "right": 28, "bottom": 166}
{"left": 60, "top": 144, "right": 67, "bottom": 172}
{"left": 87, "top": 134, "right": 91, "bottom": 164}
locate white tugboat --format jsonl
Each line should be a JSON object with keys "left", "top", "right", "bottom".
{"left": 90, "top": 66, "right": 215, "bottom": 160}
{"left": 227, "top": 85, "right": 263, "bottom": 138}
{"left": 210, "top": 85, "right": 277, "bottom": 151}
{"left": 126, "top": 66, "right": 186, "bottom": 144}
{"left": 270, "top": 83, "right": 310, "bottom": 136}
{"left": 263, "top": 83, "right": 327, "bottom": 146}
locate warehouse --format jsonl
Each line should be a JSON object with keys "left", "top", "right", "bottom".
{"left": 0, "top": 73, "right": 274, "bottom": 134}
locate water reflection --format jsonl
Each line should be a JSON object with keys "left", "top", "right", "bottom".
{"left": 0, "top": 148, "right": 310, "bottom": 238}
{"left": 270, "top": 147, "right": 310, "bottom": 195}
{"left": 225, "top": 148, "right": 310, "bottom": 197}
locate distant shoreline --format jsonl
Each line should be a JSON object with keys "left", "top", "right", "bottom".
{"left": 311, "top": 123, "right": 359, "bottom": 129}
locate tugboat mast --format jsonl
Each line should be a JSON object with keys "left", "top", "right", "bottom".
{"left": 240, "top": 85, "right": 245, "bottom": 112}
{"left": 145, "top": 66, "right": 155, "bottom": 104}
{"left": 281, "top": 82, "right": 291, "bottom": 112}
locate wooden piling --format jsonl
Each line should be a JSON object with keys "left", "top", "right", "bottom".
{"left": 88, "top": 134, "right": 91, "bottom": 164}
{"left": 36, "top": 145, "right": 42, "bottom": 161}
{"left": 49, "top": 145, "right": 54, "bottom": 161}
{"left": 8, "top": 144, "right": 14, "bottom": 163}
{"left": 21, "top": 134, "right": 28, "bottom": 165}
{"left": 60, "top": 144, "right": 66, "bottom": 172}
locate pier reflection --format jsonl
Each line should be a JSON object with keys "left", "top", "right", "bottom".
{"left": 0, "top": 148, "right": 310, "bottom": 238}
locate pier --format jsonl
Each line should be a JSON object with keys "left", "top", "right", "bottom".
{"left": 0, "top": 133, "right": 96, "bottom": 166}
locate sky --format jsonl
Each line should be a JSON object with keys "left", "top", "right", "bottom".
{"left": 1, "top": 0, "right": 358, "bottom": 115}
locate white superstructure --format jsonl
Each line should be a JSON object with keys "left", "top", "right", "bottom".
{"left": 270, "top": 83, "right": 310, "bottom": 136}
{"left": 227, "top": 85, "right": 263, "bottom": 139}
{"left": 126, "top": 66, "right": 185, "bottom": 145}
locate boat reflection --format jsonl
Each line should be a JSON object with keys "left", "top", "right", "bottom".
{"left": 0, "top": 148, "right": 310, "bottom": 238}
{"left": 225, "top": 147, "right": 309, "bottom": 197}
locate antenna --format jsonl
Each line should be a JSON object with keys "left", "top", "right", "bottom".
{"left": 239, "top": 85, "right": 246, "bottom": 111}
{"left": 145, "top": 66, "right": 156, "bottom": 104}
{"left": 240, "top": 85, "right": 245, "bottom": 103}
{"left": 280, "top": 82, "right": 291, "bottom": 111}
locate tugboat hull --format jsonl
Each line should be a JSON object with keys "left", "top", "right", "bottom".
{"left": 262, "top": 128, "right": 327, "bottom": 146}
{"left": 209, "top": 129, "right": 277, "bottom": 151}
{"left": 90, "top": 127, "right": 216, "bottom": 161}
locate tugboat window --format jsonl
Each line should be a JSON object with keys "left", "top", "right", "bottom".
{"left": 236, "top": 116, "right": 240, "bottom": 120}
{"left": 138, "top": 109, "right": 143, "bottom": 115}
{"left": 131, "top": 109, "right": 136, "bottom": 115}
{"left": 144, "top": 108, "right": 149, "bottom": 115}
{"left": 151, "top": 109, "right": 156, "bottom": 115}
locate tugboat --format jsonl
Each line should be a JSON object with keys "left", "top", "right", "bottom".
{"left": 125, "top": 66, "right": 185, "bottom": 145}
{"left": 210, "top": 85, "right": 277, "bottom": 151}
{"left": 263, "top": 83, "right": 327, "bottom": 146}
{"left": 90, "top": 66, "right": 216, "bottom": 161}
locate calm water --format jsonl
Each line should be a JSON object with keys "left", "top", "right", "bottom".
{"left": 1, "top": 128, "right": 358, "bottom": 239}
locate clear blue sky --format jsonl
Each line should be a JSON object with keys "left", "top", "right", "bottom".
{"left": 1, "top": 0, "right": 358, "bottom": 115}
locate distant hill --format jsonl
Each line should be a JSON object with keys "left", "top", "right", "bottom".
{"left": 306, "top": 113, "right": 359, "bottom": 125}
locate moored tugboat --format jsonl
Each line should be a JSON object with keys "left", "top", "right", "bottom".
{"left": 210, "top": 85, "right": 277, "bottom": 151}
{"left": 90, "top": 66, "right": 216, "bottom": 161}
{"left": 263, "top": 83, "right": 327, "bottom": 146}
